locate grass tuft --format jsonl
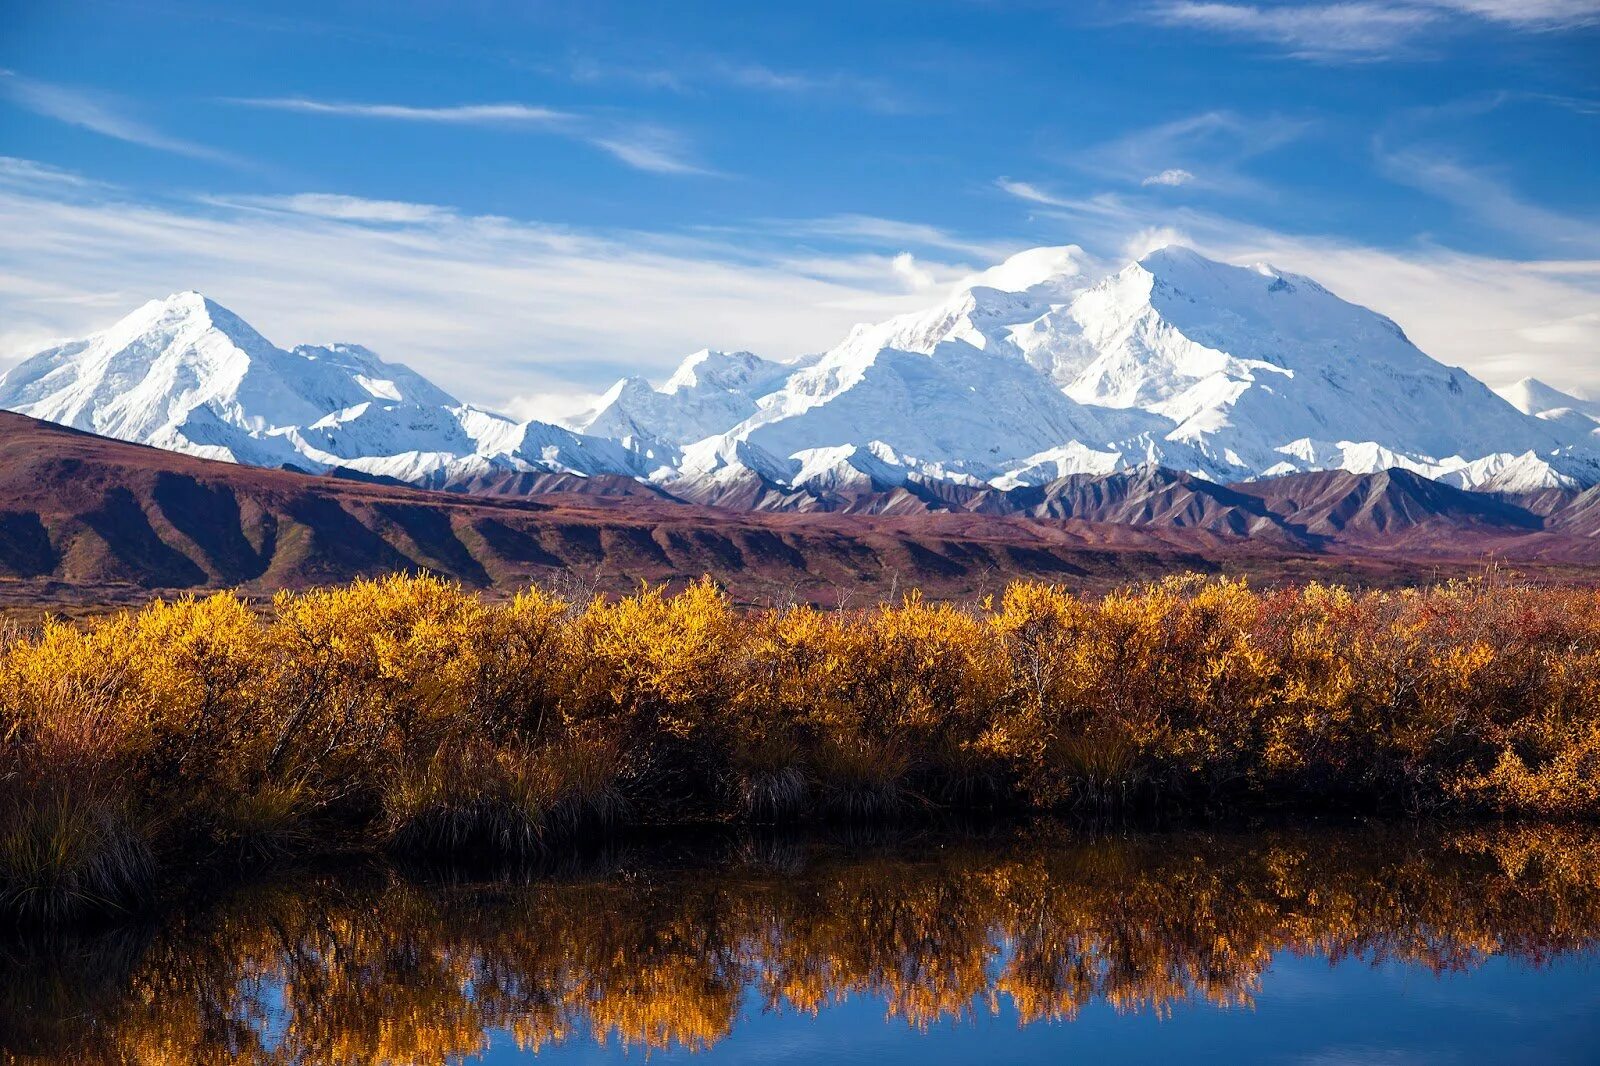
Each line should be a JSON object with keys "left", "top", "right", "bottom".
{"left": 0, "top": 787, "right": 155, "bottom": 925}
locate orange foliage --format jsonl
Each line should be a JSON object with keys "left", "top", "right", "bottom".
{"left": 2, "top": 571, "right": 1599, "bottom": 921}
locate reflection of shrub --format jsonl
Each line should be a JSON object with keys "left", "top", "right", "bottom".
{"left": 9, "top": 823, "right": 1600, "bottom": 1060}
{"left": 2, "top": 571, "right": 1600, "bottom": 922}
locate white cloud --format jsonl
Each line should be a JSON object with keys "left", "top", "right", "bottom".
{"left": 560, "top": 56, "right": 912, "bottom": 113}
{"left": 231, "top": 99, "right": 571, "bottom": 124}
{"left": 1376, "top": 147, "right": 1600, "bottom": 251}
{"left": 1146, "top": 1, "right": 1600, "bottom": 60}
{"left": 502, "top": 386, "right": 608, "bottom": 427}
{"left": 1423, "top": 0, "right": 1600, "bottom": 26}
{"left": 586, "top": 130, "right": 710, "bottom": 176}
{"left": 770, "top": 214, "right": 1016, "bottom": 261}
{"left": 229, "top": 96, "right": 712, "bottom": 175}
{"left": 890, "top": 251, "right": 938, "bottom": 291}
{"left": 1142, "top": 168, "right": 1196, "bottom": 187}
{"left": 995, "top": 179, "right": 1068, "bottom": 207}
{"left": 208, "top": 192, "right": 459, "bottom": 224}
{"left": 0, "top": 155, "right": 109, "bottom": 190}
{"left": 1123, "top": 225, "right": 1193, "bottom": 259}
{"left": 1147, "top": 2, "right": 1437, "bottom": 60}
{"left": 0, "top": 174, "right": 957, "bottom": 409}
{"left": 1061, "top": 111, "right": 1308, "bottom": 197}
{"left": 1, "top": 71, "right": 241, "bottom": 165}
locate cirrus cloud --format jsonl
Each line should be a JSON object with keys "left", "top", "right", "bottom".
{"left": 228, "top": 95, "right": 714, "bottom": 176}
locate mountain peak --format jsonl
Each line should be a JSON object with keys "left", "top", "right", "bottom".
{"left": 143, "top": 289, "right": 231, "bottom": 324}
{"left": 1136, "top": 243, "right": 1209, "bottom": 269}
{"left": 662, "top": 349, "right": 779, "bottom": 395}
{"left": 1135, "top": 244, "right": 1264, "bottom": 287}
{"left": 1499, "top": 376, "right": 1600, "bottom": 419}
{"left": 113, "top": 290, "right": 271, "bottom": 349}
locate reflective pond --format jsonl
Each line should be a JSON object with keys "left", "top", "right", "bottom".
{"left": 3, "top": 822, "right": 1598, "bottom": 1064}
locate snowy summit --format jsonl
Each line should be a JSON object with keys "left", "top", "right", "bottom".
{"left": 4, "top": 246, "right": 1597, "bottom": 498}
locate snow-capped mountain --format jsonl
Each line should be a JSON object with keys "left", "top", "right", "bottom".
{"left": 1499, "top": 376, "right": 1600, "bottom": 419}
{"left": 4, "top": 245, "right": 1597, "bottom": 501}
{"left": 575, "top": 348, "right": 797, "bottom": 446}
{"left": 582, "top": 244, "right": 1594, "bottom": 494}
{"left": 0, "top": 291, "right": 668, "bottom": 484}
{"left": 1496, "top": 376, "right": 1600, "bottom": 446}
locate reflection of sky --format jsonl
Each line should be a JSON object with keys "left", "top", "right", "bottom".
{"left": 483, "top": 949, "right": 1600, "bottom": 1065}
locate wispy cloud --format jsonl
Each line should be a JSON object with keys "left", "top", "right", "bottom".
{"left": 1373, "top": 92, "right": 1600, "bottom": 253}
{"left": 1376, "top": 147, "right": 1600, "bottom": 250}
{"left": 1147, "top": 3, "right": 1437, "bottom": 60}
{"left": 232, "top": 98, "right": 571, "bottom": 124}
{"left": 766, "top": 214, "right": 1017, "bottom": 261}
{"left": 202, "top": 192, "right": 460, "bottom": 225}
{"left": 1424, "top": 0, "right": 1600, "bottom": 27}
{"left": 0, "top": 155, "right": 110, "bottom": 190}
{"left": 1144, "top": 1, "right": 1600, "bottom": 61}
{"left": 1142, "top": 168, "right": 1196, "bottom": 187}
{"left": 994, "top": 179, "right": 1067, "bottom": 207}
{"left": 0, "top": 168, "right": 966, "bottom": 409}
{"left": 229, "top": 96, "right": 713, "bottom": 175}
{"left": 890, "top": 252, "right": 939, "bottom": 291}
{"left": 0, "top": 70, "right": 241, "bottom": 165}
{"left": 1064, "top": 111, "right": 1310, "bottom": 196}
{"left": 584, "top": 130, "right": 708, "bottom": 176}
{"left": 560, "top": 55, "right": 913, "bottom": 113}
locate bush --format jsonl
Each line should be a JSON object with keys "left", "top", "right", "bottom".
{"left": 2, "top": 571, "right": 1599, "bottom": 922}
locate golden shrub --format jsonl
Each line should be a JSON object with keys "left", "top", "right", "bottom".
{"left": 4, "top": 570, "right": 1600, "bottom": 921}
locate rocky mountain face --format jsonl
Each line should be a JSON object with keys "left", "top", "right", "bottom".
{"left": 3, "top": 410, "right": 1600, "bottom": 612}
{"left": 5, "top": 245, "right": 1598, "bottom": 507}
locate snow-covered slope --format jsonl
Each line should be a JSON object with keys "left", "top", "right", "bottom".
{"left": 1496, "top": 376, "right": 1600, "bottom": 444}
{"left": 5, "top": 245, "right": 1597, "bottom": 500}
{"left": 575, "top": 349, "right": 796, "bottom": 445}
{"left": 1499, "top": 376, "right": 1600, "bottom": 419}
{"left": 629, "top": 244, "right": 1590, "bottom": 493}
{"left": 0, "top": 292, "right": 657, "bottom": 480}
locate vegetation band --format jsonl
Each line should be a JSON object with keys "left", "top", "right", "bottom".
{"left": 3, "top": 572, "right": 1598, "bottom": 923}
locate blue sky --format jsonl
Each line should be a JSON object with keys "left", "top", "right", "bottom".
{"left": 1, "top": 0, "right": 1597, "bottom": 415}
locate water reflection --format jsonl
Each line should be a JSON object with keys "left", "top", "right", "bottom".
{"left": 2, "top": 823, "right": 1599, "bottom": 1063}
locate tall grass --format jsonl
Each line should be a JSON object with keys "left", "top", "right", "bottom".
{"left": 2, "top": 571, "right": 1599, "bottom": 923}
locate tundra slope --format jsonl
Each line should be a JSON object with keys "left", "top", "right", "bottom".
{"left": 2, "top": 411, "right": 1600, "bottom": 612}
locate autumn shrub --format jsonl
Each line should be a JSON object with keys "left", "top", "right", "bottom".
{"left": 3, "top": 570, "right": 1600, "bottom": 923}
{"left": 733, "top": 598, "right": 982, "bottom": 820}
{"left": 989, "top": 577, "right": 1273, "bottom": 810}
{"left": 564, "top": 578, "right": 741, "bottom": 806}
{"left": 383, "top": 738, "right": 548, "bottom": 860}
{"left": 0, "top": 615, "right": 154, "bottom": 921}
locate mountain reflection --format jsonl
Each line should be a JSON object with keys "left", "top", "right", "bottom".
{"left": 4, "top": 823, "right": 1599, "bottom": 1063}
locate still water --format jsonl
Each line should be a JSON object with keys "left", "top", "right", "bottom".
{"left": 3, "top": 822, "right": 1598, "bottom": 1064}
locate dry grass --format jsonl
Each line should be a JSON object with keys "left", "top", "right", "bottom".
{"left": 0, "top": 787, "right": 154, "bottom": 924}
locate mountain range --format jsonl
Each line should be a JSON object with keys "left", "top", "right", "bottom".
{"left": 4, "top": 408, "right": 1600, "bottom": 612}
{"left": 5, "top": 244, "right": 1598, "bottom": 509}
